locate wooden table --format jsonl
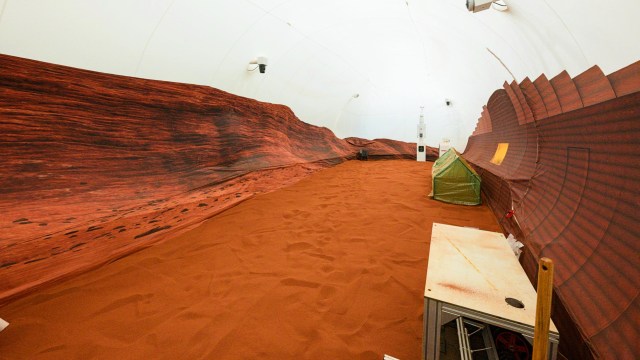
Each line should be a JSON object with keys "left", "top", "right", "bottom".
{"left": 423, "top": 223, "right": 559, "bottom": 359}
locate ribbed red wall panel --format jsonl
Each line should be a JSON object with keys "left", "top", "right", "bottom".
{"left": 481, "top": 106, "right": 492, "bottom": 133}
{"left": 573, "top": 65, "right": 616, "bottom": 107}
{"left": 464, "top": 61, "right": 640, "bottom": 359}
{"left": 504, "top": 81, "right": 527, "bottom": 125}
{"left": 550, "top": 70, "right": 583, "bottom": 113}
{"left": 533, "top": 74, "right": 563, "bottom": 117}
{"left": 510, "top": 80, "right": 535, "bottom": 124}
{"left": 473, "top": 105, "right": 493, "bottom": 136}
{"left": 607, "top": 61, "right": 640, "bottom": 97}
{"left": 520, "top": 77, "right": 548, "bottom": 120}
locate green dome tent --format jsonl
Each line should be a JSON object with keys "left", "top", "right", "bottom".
{"left": 429, "top": 148, "right": 481, "bottom": 205}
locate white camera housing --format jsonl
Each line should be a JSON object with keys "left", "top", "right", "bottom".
{"left": 248, "top": 56, "right": 268, "bottom": 73}
{"left": 257, "top": 56, "right": 268, "bottom": 73}
{"left": 466, "top": 0, "right": 493, "bottom": 13}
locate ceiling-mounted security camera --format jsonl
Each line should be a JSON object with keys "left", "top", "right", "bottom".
{"left": 466, "top": 0, "right": 494, "bottom": 13}
{"left": 445, "top": 99, "right": 452, "bottom": 107}
{"left": 248, "top": 56, "right": 268, "bottom": 74}
{"left": 257, "top": 56, "right": 268, "bottom": 74}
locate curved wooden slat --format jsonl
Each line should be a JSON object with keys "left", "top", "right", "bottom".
{"left": 573, "top": 65, "right": 616, "bottom": 107}
{"left": 607, "top": 60, "right": 640, "bottom": 97}
{"left": 533, "top": 74, "right": 562, "bottom": 117}
{"left": 550, "top": 70, "right": 583, "bottom": 113}
{"left": 473, "top": 117, "right": 482, "bottom": 135}
{"left": 510, "top": 80, "right": 535, "bottom": 124}
{"left": 520, "top": 77, "right": 548, "bottom": 121}
{"left": 504, "top": 81, "right": 527, "bottom": 125}
{"left": 481, "top": 105, "right": 493, "bottom": 133}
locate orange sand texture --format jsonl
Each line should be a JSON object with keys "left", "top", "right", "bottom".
{"left": 0, "top": 160, "right": 500, "bottom": 359}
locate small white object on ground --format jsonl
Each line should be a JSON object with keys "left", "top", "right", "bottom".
{"left": 507, "top": 233, "right": 524, "bottom": 258}
{"left": 0, "top": 318, "right": 8, "bottom": 332}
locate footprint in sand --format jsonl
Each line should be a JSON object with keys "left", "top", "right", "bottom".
{"left": 390, "top": 257, "right": 424, "bottom": 267}
{"left": 315, "top": 285, "right": 338, "bottom": 310}
{"left": 318, "top": 194, "right": 337, "bottom": 201}
{"left": 37, "top": 345, "right": 67, "bottom": 355}
{"left": 281, "top": 278, "right": 320, "bottom": 288}
{"left": 318, "top": 285, "right": 337, "bottom": 300}
{"left": 320, "top": 264, "right": 334, "bottom": 273}
{"left": 285, "top": 242, "right": 314, "bottom": 252}
{"left": 305, "top": 252, "right": 335, "bottom": 262}
{"left": 91, "top": 293, "right": 154, "bottom": 317}
{"left": 282, "top": 209, "right": 312, "bottom": 220}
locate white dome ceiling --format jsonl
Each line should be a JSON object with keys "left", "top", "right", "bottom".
{"left": 0, "top": 0, "right": 638, "bottom": 149}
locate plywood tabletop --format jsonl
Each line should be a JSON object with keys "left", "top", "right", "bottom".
{"left": 425, "top": 223, "right": 557, "bottom": 333}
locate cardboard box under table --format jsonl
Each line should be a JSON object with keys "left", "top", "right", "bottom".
{"left": 423, "top": 223, "right": 559, "bottom": 360}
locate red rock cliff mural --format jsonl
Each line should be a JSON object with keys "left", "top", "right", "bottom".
{"left": 464, "top": 62, "right": 640, "bottom": 359}
{"left": 0, "top": 54, "right": 424, "bottom": 304}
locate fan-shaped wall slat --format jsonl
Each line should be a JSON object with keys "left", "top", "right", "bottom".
{"left": 550, "top": 70, "right": 584, "bottom": 113}
{"left": 510, "top": 80, "right": 535, "bottom": 124}
{"left": 573, "top": 65, "right": 616, "bottom": 107}
{"left": 503, "top": 81, "right": 527, "bottom": 125}
{"left": 533, "top": 74, "right": 563, "bottom": 118}
{"left": 607, "top": 61, "right": 640, "bottom": 97}
{"left": 519, "top": 77, "right": 548, "bottom": 121}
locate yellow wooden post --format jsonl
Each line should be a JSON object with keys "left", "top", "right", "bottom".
{"left": 532, "top": 257, "right": 554, "bottom": 360}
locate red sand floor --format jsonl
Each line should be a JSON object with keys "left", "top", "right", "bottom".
{"left": 0, "top": 160, "right": 501, "bottom": 359}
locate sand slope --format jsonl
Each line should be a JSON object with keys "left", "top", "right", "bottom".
{"left": 0, "top": 160, "right": 500, "bottom": 359}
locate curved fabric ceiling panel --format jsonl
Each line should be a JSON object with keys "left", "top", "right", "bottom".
{"left": 1, "top": 1, "right": 639, "bottom": 149}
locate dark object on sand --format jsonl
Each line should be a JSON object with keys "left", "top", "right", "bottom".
{"left": 356, "top": 149, "right": 369, "bottom": 160}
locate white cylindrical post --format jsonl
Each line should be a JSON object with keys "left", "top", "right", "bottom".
{"left": 417, "top": 106, "right": 426, "bottom": 161}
